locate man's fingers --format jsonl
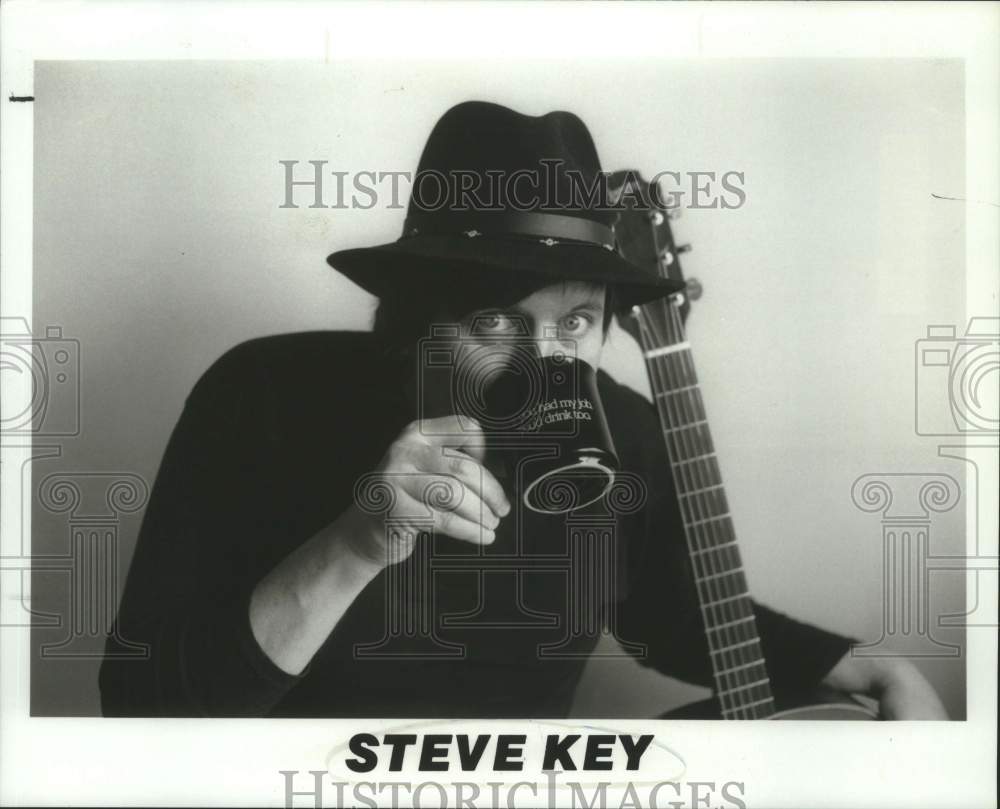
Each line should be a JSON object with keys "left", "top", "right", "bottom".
{"left": 434, "top": 506, "right": 496, "bottom": 546}
{"left": 417, "top": 446, "right": 511, "bottom": 519}
{"left": 398, "top": 474, "right": 500, "bottom": 532}
{"left": 414, "top": 415, "right": 488, "bottom": 461}
{"left": 394, "top": 490, "right": 496, "bottom": 546}
{"left": 384, "top": 418, "right": 511, "bottom": 541}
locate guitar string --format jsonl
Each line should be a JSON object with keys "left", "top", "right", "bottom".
{"left": 648, "top": 313, "right": 761, "bottom": 715}
{"left": 639, "top": 217, "right": 772, "bottom": 718}
{"left": 638, "top": 309, "right": 756, "bottom": 715}
{"left": 659, "top": 298, "right": 775, "bottom": 718}
{"left": 654, "top": 316, "right": 769, "bottom": 719}
{"left": 664, "top": 302, "right": 776, "bottom": 718}
{"left": 639, "top": 298, "right": 773, "bottom": 718}
{"left": 659, "top": 303, "right": 772, "bottom": 717}
{"left": 639, "top": 308, "right": 762, "bottom": 718}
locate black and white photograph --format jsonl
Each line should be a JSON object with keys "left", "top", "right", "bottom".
{"left": 2, "top": 2, "right": 997, "bottom": 807}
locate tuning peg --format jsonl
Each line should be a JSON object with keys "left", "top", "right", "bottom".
{"left": 647, "top": 210, "right": 665, "bottom": 226}
{"left": 685, "top": 277, "right": 704, "bottom": 301}
{"left": 659, "top": 249, "right": 674, "bottom": 267}
{"left": 676, "top": 243, "right": 692, "bottom": 254}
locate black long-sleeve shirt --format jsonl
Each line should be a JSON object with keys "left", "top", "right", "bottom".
{"left": 99, "top": 331, "right": 852, "bottom": 717}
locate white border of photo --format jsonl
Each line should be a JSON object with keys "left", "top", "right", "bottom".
{"left": 1, "top": 2, "right": 996, "bottom": 807}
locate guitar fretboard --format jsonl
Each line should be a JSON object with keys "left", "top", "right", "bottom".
{"left": 637, "top": 300, "right": 776, "bottom": 720}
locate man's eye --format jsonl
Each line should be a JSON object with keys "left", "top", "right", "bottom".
{"left": 560, "top": 313, "right": 591, "bottom": 334}
{"left": 472, "top": 313, "right": 516, "bottom": 335}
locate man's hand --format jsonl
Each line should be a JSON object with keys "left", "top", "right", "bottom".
{"left": 821, "top": 653, "right": 949, "bottom": 720}
{"left": 344, "top": 415, "right": 511, "bottom": 568}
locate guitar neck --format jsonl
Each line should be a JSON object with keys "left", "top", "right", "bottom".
{"left": 635, "top": 299, "right": 776, "bottom": 720}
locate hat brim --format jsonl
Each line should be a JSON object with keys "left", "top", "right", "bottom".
{"left": 327, "top": 234, "right": 685, "bottom": 308}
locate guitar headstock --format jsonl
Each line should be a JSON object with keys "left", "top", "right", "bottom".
{"left": 608, "top": 169, "right": 701, "bottom": 344}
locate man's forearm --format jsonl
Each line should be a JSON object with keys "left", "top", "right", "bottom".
{"left": 248, "top": 506, "right": 385, "bottom": 676}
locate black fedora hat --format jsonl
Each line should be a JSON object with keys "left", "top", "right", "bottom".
{"left": 328, "top": 101, "right": 684, "bottom": 306}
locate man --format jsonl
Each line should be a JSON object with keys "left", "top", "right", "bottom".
{"left": 99, "top": 101, "right": 946, "bottom": 719}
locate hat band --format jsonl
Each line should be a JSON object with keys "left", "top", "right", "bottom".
{"left": 402, "top": 211, "right": 616, "bottom": 251}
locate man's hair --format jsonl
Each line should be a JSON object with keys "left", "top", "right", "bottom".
{"left": 372, "top": 280, "right": 618, "bottom": 352}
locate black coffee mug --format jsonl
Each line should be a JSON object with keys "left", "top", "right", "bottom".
{"left": 452, "top": 349, "right": 620, "bottom": 515}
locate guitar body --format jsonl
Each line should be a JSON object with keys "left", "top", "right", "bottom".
{"left": 661, "top": 688, "right": 879, "bottom": 720}
{"left": 772, "top": 703, "right": 878, "bottom": 721}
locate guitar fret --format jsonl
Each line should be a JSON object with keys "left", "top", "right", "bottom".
{"left": 702, "top": 593, "right": 748, "bottom": 608}
{"left": 725, "top": 696, "right": 775, "bottom": 712}
{"left": 718, "top": 677, "right": 771, "bottom": 696}
{"left": 721, "top": 696, "right": 775, "bottom": 717}
{"left": 693, "top": 560, "right": 742, "bottom": 581}
{"left": 659, "top": 413, "right": 705, "bottom": 433}
{"left": 644, "top": 342, "right": 691, "bottom": 358}
{"left": 706, "top": 615, "right": 756, "bottom": 632}
{"left": 662, "top": 418, "right": 708, "bottom": 432}
{"left": 699, "top": 591, "right": 750, "bottom": 611}
{"left": 680, "top": 484, "right": 725, "bottom": 497}
{"left": 696, "top": 567, "right": 745, "bottom": 583}
{"left": 686, "top": 512, "right": 731, "bottom": 528}
{"left": 667, "top": 444, "right": 722, "bottom": 468}
{"left": 672, "top": 452, "right": 716, "bottom": 466}
{"left": 691, "top": 540, "right": 739, "bottom": 556}
{"left": 656, "top": 385, "right": 700, "bottom": 398}
{"left": 716, "top": 658, "right": 767, "bottom": 677}
{"left": 710, "top": 637, "right": 762, "bottom": 655}
{"left": 669, "top": 446, "right": 718, "bottom": 469}
{"left": 701, "top": 600, "right": 755, "bottom": 628}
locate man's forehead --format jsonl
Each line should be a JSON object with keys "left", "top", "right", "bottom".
{"left": 507, "top": 281, "right": 606, "bottom": 311}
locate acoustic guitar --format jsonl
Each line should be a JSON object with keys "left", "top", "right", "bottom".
{"left": 609, "top": 170, "right": 877, "bottom": 721}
